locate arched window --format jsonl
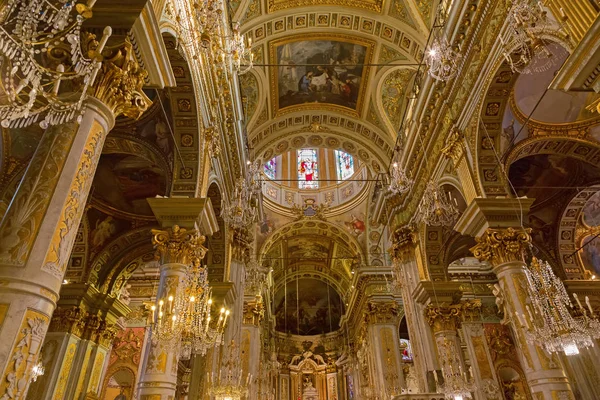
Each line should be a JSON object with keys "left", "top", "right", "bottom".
{"left": 335, "top": 150, "right": 354, "bottom": 181}
{"left": 264, "top": 157, "right": 276, "bottom": 179}
{"left": 297, "top": 149, "right": 319, "bottom": 189}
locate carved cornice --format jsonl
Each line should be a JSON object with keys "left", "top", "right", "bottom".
{"left": 243, "top": 299, "right": 265, "bottom": 327}
{"left": 471, "top": 227, "right": 532, "bottom": 267}
{"left": 425, "top": 299, "right": 482, "bottom": 333}
{"left": 151, "top": 225, "right": 208, "bottom": 265}
{"left": 90, "top": 37, "right": 152, "bottom": 120}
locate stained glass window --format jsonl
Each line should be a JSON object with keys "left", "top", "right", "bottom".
{"left": 335, "top": 150, "right": 354, "bottom": 181}
{"left": 264, "top": 157, "right": 276, "bottom": 180}
{"left": 297, "top": 149, "right": 319, "bottom": 189}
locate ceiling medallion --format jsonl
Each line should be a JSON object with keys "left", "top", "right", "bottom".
{"left": 415, "top": 181, "right": 459, "bottom": 227}
{"left": 0, "top": 0, "right": 111, "bottom": 128}
{"left": 516, "top": 257, "right": 600, "bottom": 356}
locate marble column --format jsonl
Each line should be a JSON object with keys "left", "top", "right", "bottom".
{"left": 137, "top": 224, "right": 208, "bottom": 400}
{"left": 390, "top": 226, "right": 438, "bottom": 392}
{"left": 457, "top": 198, "right": 575, "bottom": 400}
{"left": 0, "top": 39, "right": 150, "bottom": 399}
{"left": 362, "top": 300, "right": 405, "bottom": 398}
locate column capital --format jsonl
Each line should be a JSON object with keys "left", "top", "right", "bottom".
{"left": 151, "top": 225, "right": 208, "bottom": 265}
{"left": 389, "top": 225, "right": 417, "bottom": 264}
{"left": 363, "top": 300, "right": 402, "bottom": 325}
{"left": 90, "top": 35, "right": 152, "bottom": 120}
{"left": 243, "top": 299, "right": 265, "bottom": 327}
{"left": 424, "top": 300, "right": 481, "bottom": 333}
{"left": 471, "top": 227, "right": 532, "bottom": 267}
{"left": 49, "top": 306, "right": 88, "bottom": 337}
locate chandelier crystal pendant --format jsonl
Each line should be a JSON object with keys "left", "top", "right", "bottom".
{"left": 215, "top": 22, "right": 254, "bottom": 75}
{"left": 388, "top": 162, "right": 413, "bottom": 195}
{"left": 500, "top": 0, "right": 559, "bottom": 74}
{"left": 208, "top": 341, "right": 251, "bottom": 400}
{"left": 244, "top": 255, "right": 268, "bottom": 297}
{"left": 149, "top": 261, "right": 230, "bottom": 357}
{"left": 30, "top": 361, "right": 45, "bottom": 382}
{"left": 516, "top": 257, "right": 600, "bottom": 356}
{"left": 220, "top": 177, "right": 257, "bottom": 230}
{"left": 437, "top": 338, "right": 476, "bottom": 400}
{"left": 416, "top": 181, "right": 459, "bottom": 227}
{"left": 425, "top": 36, "right": 461, "bottom": 82}
{"left": 0, "top": 0, "right": 111, "bottom": 128}
{"left": 246, "top": 160, "right": 262, "bottom": 194}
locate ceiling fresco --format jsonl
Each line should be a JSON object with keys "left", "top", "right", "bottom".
{"left": 274, "top": 278, "right": 344, "bottom": 335}
{"left": 270, "top": 35, "right": 374, "bottom": 116}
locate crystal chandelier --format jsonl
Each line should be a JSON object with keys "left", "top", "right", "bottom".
{"left": 30, "top": 361, "right": 45, "bottom": 382}
{"left": 214, "top": 22, "right": 254, "bottom": 75}
{"left": 388, "top": 162, "right": 413, "bottom": 195}
{"left": 208, "top": 341, "right": 250, "bottom": 400}
{"left": 425, "top": 36, "right": 461, "bottom": 81}
{"left": 516, "top": 257, "right": 600, "bottom": 356}
{"left": 0, "top": 0, "right": 111, "bottom": 128}
{"left": 246, "top": 160, "right": 262, "bottom": 193}
{"left": 256, "top": 353, "right": 277, "bottom": 400}
{"left": 220, "top": 177, "right": 257, "bottom": 230}
{"left": 436, "top": 338, "right": 476, "bottom": 400}
{"left": 244, "top": 255, "right": 268, "bottom": 297}
{"left": 149, "top": 261, "right": 230, "bottom": 356}
{"left": 191, "top": 0, "right": 224, "bottom": 48}
{"left": 415, "top": 181, "right": 459, "bottom": 227}
{"left": 500, "top": 0, "right": 559, "bottom": 74}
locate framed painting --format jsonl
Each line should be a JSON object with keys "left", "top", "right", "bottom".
{"left": 269, "top": 34, "right": 375, "bottom": 117}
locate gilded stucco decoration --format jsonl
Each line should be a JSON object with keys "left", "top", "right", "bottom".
{"left": 0, "top": 312, "right": 49, "bottom": 398}
{"left": 389, "top": 0, "right": 419, "bottom": 30}
{"left": 151, "top": 225, "right": 208, "bottom": 266}
{"left": 379, "top": 44, "right": 409, "bottom": 67}
{"left": 267, "top": 0, "right": 383, "bottom": 13}
{"left": 471, "top": 227, "right": 532, "bottom": 267}
{"left": 389, "top": 225, "right": 417, "bottom": 264}
{"left": 239, "top": 72, "right": 260, "bottom": 127}
{"left": 381, "top": 68, "right": 414, "bottom": 132}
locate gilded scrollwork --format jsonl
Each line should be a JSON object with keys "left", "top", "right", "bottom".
{"left": 471, "top": 227, "right": 532, "bottom": 267}
{"left": 441, "top": 127, "right": 465, "bottom": 166}
{"left": 151, "top": 225, "right": 208, "bottom": 265}
{"left": 243, "top": 300, "right": 265, "bottom": 326}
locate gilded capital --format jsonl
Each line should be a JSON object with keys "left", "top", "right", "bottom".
{"left": 243, "top": 300, "right": 265, "bottom": 326}
{"left": 471, "top": 227, "right": 532, "bottom": 266}
{"left": 425, "top": 299, "right": 481, "bottom": 333}
{"left": 363, "top": 301, "right": 402, "bottom": 325}
{"left": 389, "top": 226, "right": 417, "bottom": 264}
{"left": 89, "top": 36, "right": 151, "bottom": 120}
{"left": 151, "top": 225, "right": 208, "bottom": 265}
{"left": 49, "top": 306, "right": 88, "bottom": 337}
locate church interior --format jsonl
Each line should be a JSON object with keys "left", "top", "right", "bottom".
{"left": 1, "top": 0, "right": 600, "bottom": 399}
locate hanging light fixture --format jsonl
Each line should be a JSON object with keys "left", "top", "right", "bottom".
{"left": 424, "top": 36, "right": 461, "bottom": 81}
{"left": 208, "top": 341, "right": 250, "bottom": 400}
{"left": 220, "top": 177, "right": 257, "bottom": 230}
{"left": 514, "top": 257, "right": 600, "bottom": 356}
{"left": 500, "top": 0, "right": 563, "bottom": 74}
{"left": 245, "top": 255, "right": 268, "bottom": 297}
{"left": 416, "top": 181, "right": 459, "bottom": 227}
{"left": 436, "top": 338, "right": 476, "bottom": 400}
{"left": 191, "top": 0, "right": 224, "bottom": 47}
{"left": 178, "top": 262, "right": 230, "bottom": 359}
{"left": 214, "top": 22, "right": 254, "bottom": 75}
{"left": 246, "top": 160, "right": 262, "bottom": 194}
{"left": 388, "top": 161, "right": 413, "bottom": 195}
{"left": 149, "top": 261, "right": 230, "bottom": 356}
{"left": 0, "top": 0, "right": 111, "bottom": 128}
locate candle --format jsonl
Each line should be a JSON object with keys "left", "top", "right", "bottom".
{"left": 526, "top": 305, "right": 534, "bottom": 323}
{"left": 585, "top": 296, "right": 595, "bottom": 316}
{"left": 559, "top": 8, "right": 566, "bottom": 19}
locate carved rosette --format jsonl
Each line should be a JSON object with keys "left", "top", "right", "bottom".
{"left": 151, "top": 225, "right": 208, "bottom": 266}
{"left": 91, "top": 39, "right": 151, "bottom": 120}
{"left": 441, "top": 127, "right": 465, "bottom": 166}
{"left": 363, "top": 301, "right": 402, "bottom": 325}
{"left": 471, "top": 227, "right": 532, "bottom": 267}
{"left": 242, "top": 300, "right": 265, "bottom": 326}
